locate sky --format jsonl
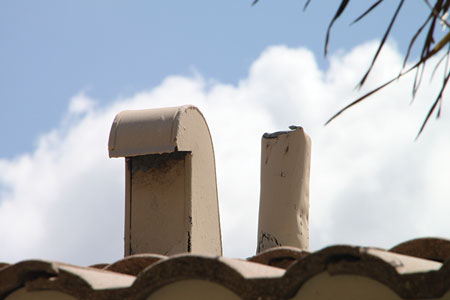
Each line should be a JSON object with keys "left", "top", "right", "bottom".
{"left": 0, "top": 1, "right": 449, "bottom": 266}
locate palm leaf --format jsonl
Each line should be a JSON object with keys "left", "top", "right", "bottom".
{"left": 351, "top": 0, "right": 383, "bottom": 25}
{"left": 304, "top": 0, "right": 311, "bottom": 11}
{"left": 357, "top": 0, "right": 405, "bottom": 88}
{"left": 325, "top": 64, "right": 416, "bottom": 125}
{"left": 325, "top": 0, "right": 350, "bottom": 56}
{"left": 402, "top": 15, "right": 431, "bottom": 69}
{"left": 416, "top": 69, "right": 450, "bottom": 139}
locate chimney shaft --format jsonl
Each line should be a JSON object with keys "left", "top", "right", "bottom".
{"left": 109, "top": 105, "right": 222, "bottom": 256}
{"left": 257, "top": 127, "right": 311, "bottom": 253}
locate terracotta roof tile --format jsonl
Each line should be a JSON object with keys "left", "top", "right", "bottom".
{"left": 283, "top": 244, "right": 449, "bottom": 299}
{"left": 89, "top": 263, "right": 109, "bottom": 269}
{"left": 2, "top": 239, "right": 450, "bottom": 299}
{"left": 0, "top": 260, "right": 135, "bottom": 299}
{"left": 390, "top": 237, "right": 450, "bottom": 262}
{"left": 129, "top": 254, "right": 285, "bottom": 300}
{"left": 103, "top": 253, "right": 167, "bottom": 276}
{"left": 247, "top": 246, "right": 310, "bottom": 269}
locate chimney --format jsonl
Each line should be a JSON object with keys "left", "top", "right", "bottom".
{"left": 108, "top": 105, "right": 222, "bottom": 256}
{"left": 256, "top": 127, "right": 311, "bottom": 253}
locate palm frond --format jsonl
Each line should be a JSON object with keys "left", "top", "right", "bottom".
{"left": 402, "top": 15, "right": 431, "bottom": 69}
{"left": 304, "top": 0, "right": 311, "bottom": 11}
{"left": 325, "top": 62, "right": 418, "bottom": 125}
{"left": 357, "top": 0, "right": 405, "bottom": 88}
{"left": 351, "top": 0, "right": 384, "bottom": 25}
{"left": 416, "top": 68, "right": 450, "bottom": 138}
{"left": 326, "top": 0, "right": 450, "bottom": 137}
{"left": 325, "top": 0, "right": 350, "bottom": 56}
{"left": 253, "top": 0, "right": 450, "bottom": 137}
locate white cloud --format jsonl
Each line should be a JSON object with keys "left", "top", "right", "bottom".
{"left": 68, "top": 92, "right": 95, "bottom": 114}
{"left": 0, "top": 41, "right": 449, "bottom": 265}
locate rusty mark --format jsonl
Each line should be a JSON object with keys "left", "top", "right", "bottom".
{"left": 269, "top": 257, "right": 297, "bottom": 269}
{"left": 187, "top": 231, "right": 192, "bottom": 252}
{"left": 257, "top": 232, "right": 281, "bottom": 253}
{"left": 131, "top": 151, "right": 189, "bottom": 175}
{"left": 131, "top": 151, "right": 190, "bottom": 185}
{"left": 263, "top": 131, "right": 289, "bottom": 139}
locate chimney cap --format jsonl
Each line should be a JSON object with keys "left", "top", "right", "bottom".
{"left": 108, "top": 105, "right": 207, "bottom": 158}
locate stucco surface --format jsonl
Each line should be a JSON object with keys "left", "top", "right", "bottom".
{"left": 145, "top": 279, "right": 241, "bottom": 300}
{"left": 292, "top": 273, "right": 402, "bottom": 300}
{"left": 5, "top": 288, "right": 78, "bottom": 300}
{"left": 257, "top": 128, "right": 311, "bottom": 253}
{"left": 109, "top": 105, "right": 222, "bottom": 256}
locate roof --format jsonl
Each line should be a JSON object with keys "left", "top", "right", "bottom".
{"left": 2, "top": 238, "right": 450, "bottom": 299}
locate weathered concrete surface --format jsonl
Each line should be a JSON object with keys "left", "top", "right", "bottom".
{"left": 109, "top": 105, "right": 222, "bottom": 256}
{"left": 257, "top": 127, "right": 311, "bottom": 253}
{"left": 129, "top": 152, "right": 189, "bottom": 255}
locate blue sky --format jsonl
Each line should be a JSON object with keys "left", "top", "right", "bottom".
{"left": 0, "top": 1, "right": 428, "bottom": 157}
{"left": 1, "top": 1, "right": 449, "bottom": 266}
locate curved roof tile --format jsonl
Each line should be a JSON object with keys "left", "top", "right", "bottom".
{"left": 130, "top": 254, "right": 284, "bottom": 300}
{"left": 104, "top": 253, "right": 167, "bottom": 276}
{"left": 284, "top": 245, "right": 449, "bottom": 299}
{"left": 3, "top": 241, "right": 450, "bottom": 299}
{"left": 390, "top": 237, "right": 450, "bottom": 262}
{"left": 247, "top": 246, "right": 310, "bottom": 269}
{"left": 0, "top": 260, "right": 135, "bottom": 299}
